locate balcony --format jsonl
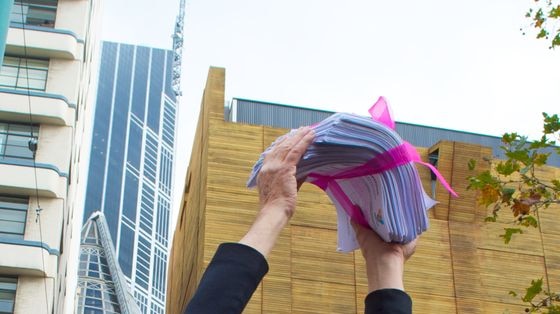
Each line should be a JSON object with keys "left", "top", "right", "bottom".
{"left": 5, "top": 1, "right": 80, "bottom": 60}
{"left": 0, "top": 240, "right": 57, "bottom": 277}
{"left": 5, "top": 23, "right": 81, "bottom": 60}
{"left": 0, "top": 88, "right": 75, "bottom": 126}
{"left": 0, "top": 161, "right": 66, "bottom": 198}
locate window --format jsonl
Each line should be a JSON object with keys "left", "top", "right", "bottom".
{"left": 0, "top": 57, "right": 49, "bottom": 91}
{"left": 428, "top": 149, "right": 440, "bottom": 199}
{"left": 0, "top": 196, "right": 28, "bottom": 239}
{"left": 0, "top": 123, "right": 39, "bottom": 160}
{"left": 10, "top": 0, "right": 57, "bottom": 28}
{"left": 0, "top": 277, "right": 17, "bottom": 314}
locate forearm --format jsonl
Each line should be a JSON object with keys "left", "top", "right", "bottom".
{"left": 365, "top": 254, "right": 405, "bottom": 293}
{"left": 239, "top": 205, "right": 290, "bottom": 258}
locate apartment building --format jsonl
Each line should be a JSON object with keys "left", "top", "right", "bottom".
{"left": 0, "top": 0, "right": 100, "bottom": 313}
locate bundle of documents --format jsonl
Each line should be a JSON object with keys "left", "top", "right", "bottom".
{"left": 247, "top": 97, "right": 456, "bottom": 252}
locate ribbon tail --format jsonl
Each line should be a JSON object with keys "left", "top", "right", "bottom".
{"left": 328, "top": 181, "right": 370, "bottom": 228}
{"left": 416, "top": 160, "right": 459, "bottom": 197}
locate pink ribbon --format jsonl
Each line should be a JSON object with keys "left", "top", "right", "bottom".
{"left": 309, "top": 96, "right": 458, "bottom": 227}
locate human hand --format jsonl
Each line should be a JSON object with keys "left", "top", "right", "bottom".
{"left": 352, "top": 221, "right": 417, "bottom": 292}
{"left": 257, "top": 127, "right": 315, "bottom": 218}
{"left": 240, "top": 127, "right": 314, "bottom": 258}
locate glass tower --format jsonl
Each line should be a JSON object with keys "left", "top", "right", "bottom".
{"left": 83, "top": 41, "right": 177, "bottom": 314}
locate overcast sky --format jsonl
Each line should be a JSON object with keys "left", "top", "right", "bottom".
{"left": 101, "top": 0, "right": 560, "bottom": 224}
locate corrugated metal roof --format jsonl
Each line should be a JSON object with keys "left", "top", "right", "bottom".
{"left": 228, "top": 98, "right": 560, "bottom": 166}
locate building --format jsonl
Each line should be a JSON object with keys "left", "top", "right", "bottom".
{"left": 167, "top": 67, "right": 560, "bottom": 313}
{"left": 76, "top": 211, "right": 140, "bottom": 313}
{"left": 0, "top": 0, "right": 101, "bottom": 313}
{"left": 83, "top": 41, "right": 177, "bottom": 314}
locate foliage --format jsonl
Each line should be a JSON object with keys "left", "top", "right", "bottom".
{"left": 522, "top": 0, "right": 560, "bottom": 48}
{"left": 467, "top": 113, "right": 560, "bottom": 312}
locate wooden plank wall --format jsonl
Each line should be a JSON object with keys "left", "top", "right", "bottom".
{"left": 167, "top": 67, "right": 560, "bottom": 313}
{"left": 166, "top": 67, "right": 224, "bottom": 314}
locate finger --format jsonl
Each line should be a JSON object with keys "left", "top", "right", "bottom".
{"left": 273, "top": 127, "right": 312, "bottom": 161}
{"left": 284, "top": 128, "right": 315, "bottom": 164}
{"left": 263, "top": 134, "right": 289, "bottom": 162}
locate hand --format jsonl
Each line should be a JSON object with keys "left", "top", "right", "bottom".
{"left": 239, "top": 127, "right": 315, "bottom": 257}
{"left": 257, "top": 127, "right": 315, "bottom": 218}
{"left": 352, "top": 221, "right": 417, "bottom": 292}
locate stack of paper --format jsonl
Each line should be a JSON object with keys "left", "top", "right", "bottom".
{"left": 247, "top": 98, "right": 455, "bottom": 252}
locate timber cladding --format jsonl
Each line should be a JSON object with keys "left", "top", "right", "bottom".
{"left": 167, "top": 67, "right": 560, "bottom": 313}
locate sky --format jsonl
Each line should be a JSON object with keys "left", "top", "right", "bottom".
{"left": 101, "top": 0, "right": 560, "bottom": 225}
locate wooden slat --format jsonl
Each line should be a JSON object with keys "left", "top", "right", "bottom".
{"left": 456, "top": 297, "right": 527, "bottom": 314}
{"left": 409, "top": 292, "right": 457, "bottom": 313}
{"left": 478, "top": 221, "right": 543, "bottom": 256}
{"left": 542, "top": 233, "right": 560, "bottom": 292}
{"left": 263, "top": 276, "right": 292, "bottom": 314}
{"left": 291, "top": 226, "right": 355, "bottom": 285}
{"left": 292, "top": 279, "right": 356, "bottom": 313}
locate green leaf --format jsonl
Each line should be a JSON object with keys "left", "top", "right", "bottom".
{"left": 506, "top": 150, "right": 531, "bottom": 165}
{"left": 467, "top": 170, "right": 499, "bottom": 190}
{"left": 533, "top": 152, "right": 550, "bottom": 166}
{"left": 502, "top": 133, "right": 519, "bottom": 145}
{"left": 549, "top": 5, "right": 560, "bottom": 18}
{"left": 552, "top": 179, "right": 560, "bottom": 190}
{"left": 485, "top": 216, "right": 497, "bottom": 222}
{"left": 543, "top": 112, "right": 560, "bottom": 133}
{"left": 537, "top": 28, "right": 548, "bottom": 38}
{"left": 508, "top": 290, "right": 517, "bottom": 297}
{"left": 553, "top": 32, "right": 560, "bottom": 48}
{"left": 501, "top": 228, "right": 523, "bottom": 244}
{"left": 522, "top": 278, "right": 543, "bottom": 303}
{"left": 496, "top": 160, "right": 520, "bottom": 176}
{"left": 468, "top": 159, "right": 477, "bottom": 171}
{"left": 501, "top": 187, "right": 515, "bottom": 204}
{"left": 520, "top": 215, "right": 538, "bottom": 228}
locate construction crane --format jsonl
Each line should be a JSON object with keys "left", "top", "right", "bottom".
{"left": 171, "top": 0, "right": 185, "bottom": 97}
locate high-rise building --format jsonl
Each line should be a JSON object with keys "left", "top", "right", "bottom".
{"left": 0, "top": 0, "right": 101, "bottom": 313}
{"left": 167, "top": 67, "right": 560, "bottom": 313}
{"left": 83, "top": 41, "right": 177, "bottom": 314}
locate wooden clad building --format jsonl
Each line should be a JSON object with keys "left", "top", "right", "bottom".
{"left": 167, "top": 67, "right": 560, "bottom": 313}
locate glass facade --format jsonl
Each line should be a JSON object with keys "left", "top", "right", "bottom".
{"left": 83, "top": 42, "right": 177, "bottom": 314}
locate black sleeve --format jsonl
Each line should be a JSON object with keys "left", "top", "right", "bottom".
{"left": 364, "top": 289, "right": 412, "bottom": 314}
{"left": 184, "top": 243, "right": 269, "bottom": 314}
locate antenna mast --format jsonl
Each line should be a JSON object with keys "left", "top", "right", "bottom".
{"left": 172, "top": 0, "right": 185, "bottom": 96}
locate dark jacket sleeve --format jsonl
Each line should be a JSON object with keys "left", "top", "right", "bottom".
{"left": 364, "top": 288, "right": 412, "bottom": 314}
{"left": 184, "top": 243, "right": 269, "bottom": 314}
